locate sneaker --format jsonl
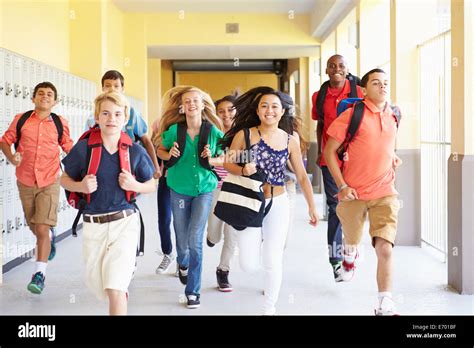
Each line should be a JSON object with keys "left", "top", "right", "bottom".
{"left": 216, "top": 269, "right": 233, "bottom": 292}
{"left": 186, "top": 294, "right": 200, "bottom": 309}
{"left": 175, "top": 263, "right": 180, "bottom": 277}
{"left": 155, "top": 254, "right": 173, "bottom": 274}
{"left": 206, "top": 238, "right": 215, "bottom": 248}
{"left": 341, "top": 251, "right": 358, "bottom": 282}
{"left": 27, "top": 272, "right": 45, "bottom": 294}
{"left": 331, "top": 261, "right": 343, "bottom": 282}
{"left": 48, "top": 227, "right": 56, "bottom": 261}
{"left": 178, "top": 266, "right": 188, "bottom": 285}
{"left": 375, "top": 296, "right": 399, "bottom": 316}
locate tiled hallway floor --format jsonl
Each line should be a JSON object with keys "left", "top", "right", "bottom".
{"left": 1, "top": 192, "right": 472, "bottom": 315}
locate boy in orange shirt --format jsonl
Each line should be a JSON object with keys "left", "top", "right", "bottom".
{"left": 0, "top": 82, "right": 73, "bottom": 294}
{"left": 324, "top": 68, "right": 403, "bottom": 315}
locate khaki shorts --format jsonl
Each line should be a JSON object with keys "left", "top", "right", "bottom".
{"left": 82, "top": 212, "right": 140, "bottom": 300}
{"left": 336, "top": 195, "right": 400, "bottom": 247}
{"left": 17, "top": 180, "right": 60, "bottom": 229}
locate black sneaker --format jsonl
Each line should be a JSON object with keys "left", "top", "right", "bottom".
{"left": 216, "top": 269, "right": 233, "bottom": 292}
{"left": 186, "top": 294, "right": 200, "bottom": 309}
{"left": 206, "top": 238, "right": 215, "bottom": 247}
{"left": 178, "top": 265, "right": 188, "bottom": 285}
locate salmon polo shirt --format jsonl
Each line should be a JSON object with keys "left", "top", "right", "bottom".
{"left": 326, "top": 99, "right": 399, "bottom": 201}
{"left": 0, "top": 111, "right": 73, "bottom": 188}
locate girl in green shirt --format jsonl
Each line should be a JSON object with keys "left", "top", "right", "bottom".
{"left": 156, "top": 86, "right": 223, "bottom": 309}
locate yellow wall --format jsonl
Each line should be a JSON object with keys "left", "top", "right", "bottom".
{"left": 2, "top": 0, "right": 70, "bottom": 71}
{"left": 123, "top": 14, "right": 147, "bottom": 106}
{"left": 147, "top": 58, "right": 161, "bottom": 125}
{"left": 69, "top": 0, "right": 102, "bottom": 90}
{"left": 104, "top": 0, "right": 124, "bottom": 73}
{"left": 176, "top": 72, "right": 278, "bottom": 101}
{"left": 161, "top": 60, "right": 174, "bottom": 97}
{"left": 145, "top": 13, "right": 314, "bottom": 45}
{"left": 320, "top": 31, "right": 336, "bottom": 85}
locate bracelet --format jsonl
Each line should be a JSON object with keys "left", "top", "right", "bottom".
{"left": 338, "top": 184, "right": 348, "bottom": 192}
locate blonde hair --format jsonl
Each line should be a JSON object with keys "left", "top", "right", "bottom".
{"left": 157, "top": 86, "right": 223, "bottom": 140}
{"left": 94, "top": 91, "right": 130, "bottom": 122}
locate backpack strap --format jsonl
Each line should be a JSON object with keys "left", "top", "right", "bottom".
{"left": 85, "top": 129, "right": 103, "bottom": 204}
{"left": 164, "top": 122, "right": 187, "bottom": 168}
{"left": 347, "top": 73, "right": 359, "bottom": 98}
{"left": 198, "top": 120, "right": 221, "bottom": 181}
{"left": 14, "top": 111, "right": 34, "bottom": 150}
{"left": 15, "top": 111, "right": 63, "bottom": 150}
{"left": 118, "top": 132, "right": 136, "bottom": 203}
{"left": 338, "top": 101, "right": 365, "bottom": 161}
{"left": 390, "top": 105, "right": 402, "bottom": 128}
{"left": 315, "top": 81, "right": 329, "bottom": 128}
{"left": 50, "top": 113, "right": 64, "bottom": 145}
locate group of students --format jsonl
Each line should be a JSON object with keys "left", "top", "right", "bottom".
{"left": 0, "top": 55, "right": 402, "bottom": 316}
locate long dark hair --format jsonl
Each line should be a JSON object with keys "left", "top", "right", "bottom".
{"left": 221, "top": 86, "right": 295, "bottom": 148}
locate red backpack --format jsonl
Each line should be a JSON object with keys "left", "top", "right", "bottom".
{"left": 66, "top": 126, "right": 145, "bottom": 255}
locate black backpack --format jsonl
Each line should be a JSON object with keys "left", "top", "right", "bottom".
{"left": 336, "top": 98, "right": 402, "bottom": 161}
{"left": 315, "top": 73, "right": 360, "bottom": 128}
{"left": 15, "top": 110, "right": 63, "bottom": 150}
{"left": 165, "top": 120, "right": 221, "bottom": 180}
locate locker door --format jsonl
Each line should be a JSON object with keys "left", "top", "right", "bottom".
{"left": 0, "top": 189, "right": 4, "bottom": 265}
{"left": 21, "top": 57, "right": 31, "bottom": 112}
{"left": 12, "top": 55, "right": 23, "bottom": 116}
{"left": 4, "top": 190, "right": 16, "bottom": 262}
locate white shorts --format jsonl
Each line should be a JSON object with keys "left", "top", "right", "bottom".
{"left": 82, "top": 212, "right": 140, "bottom": 300}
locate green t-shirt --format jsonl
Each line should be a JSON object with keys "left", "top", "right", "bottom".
{"left": 161, "top": 123, "right": 224, "bottom": 197}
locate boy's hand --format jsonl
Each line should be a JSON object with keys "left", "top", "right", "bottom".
{"left": 119, "top": 169, "right": 137, "bottom": 191}
{"left": 393, "top": 154, "right": 403, "bottom": 168}
{"left": 338, "top": 186, "right": 358, "bottom": 201}
{"left": 81, "top": 174, "right": 98, "bottom": 194}
{"left": 10, "top": 152, "right": 22, "bottom": 166}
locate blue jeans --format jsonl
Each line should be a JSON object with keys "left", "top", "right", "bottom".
{"left": 170, "top": 189, "right": 213, "bottom": 296}
{"left": 157, "top": 176, "right": 172, "bottom": 255}
{"left": 321, "top": 166, "right": 343, "bottom": 263}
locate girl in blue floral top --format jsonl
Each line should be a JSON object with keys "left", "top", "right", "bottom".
{"left": 222, "top": 86, "right": 319, "bottom": 315}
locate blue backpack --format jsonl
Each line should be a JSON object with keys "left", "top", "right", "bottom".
{"left": 336, "top": 98, "right": 401, "bottom": 160}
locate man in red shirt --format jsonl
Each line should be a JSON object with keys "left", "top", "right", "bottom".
{"left": 0, "top": 82, "right": 73, "bottom": 294}
{"left": 324, "top": 68, "right": 402, "bottom": 315}
{"left": 311, "top": 55, "right": 363, "bottom": 281}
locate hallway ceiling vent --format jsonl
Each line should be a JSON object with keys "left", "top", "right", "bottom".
{"left": 226, "top": 23, "right": 239, "bottom": 34}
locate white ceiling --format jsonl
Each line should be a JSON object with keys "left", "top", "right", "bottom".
{"left": 113, "top": 0, "right": 317, "bottom": 14}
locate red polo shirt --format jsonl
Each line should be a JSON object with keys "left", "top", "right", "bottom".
{"left": 311, "top": 79, "right": 363, "bottom": 166}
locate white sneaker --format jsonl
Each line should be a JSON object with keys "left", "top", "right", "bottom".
{"left": 155, "top": 254, "right": 174, "bottom": 274}
{"left": 263, "top": 305, "right": 276, "bottom": 316}
{"left": 375, "top": 296, "right": 399, "bottom": 316}
{"left": 341, "top": 251, "right": 358, "bottom": 282}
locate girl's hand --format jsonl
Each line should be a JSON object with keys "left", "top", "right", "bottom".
{"left": 201, "top": 144, "right": 212, "bottom": 158}
{"left": 242, "top": 162, "right": 257, "bottom": 176}
{"left": 308, "top": 207, "right": 319, "bottom": 227}
{"left": 169, "top": 142, "right": 181, "bottom": 159}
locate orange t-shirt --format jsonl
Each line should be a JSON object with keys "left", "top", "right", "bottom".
{"left": 0, "top": 111, "right": 73, "bottom": 188}
{"left": 326, "top": 99, "right": 399, "bottom": 201}
{"left": 311, "top": 79, "right": 363, "bottom": 166}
